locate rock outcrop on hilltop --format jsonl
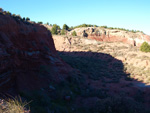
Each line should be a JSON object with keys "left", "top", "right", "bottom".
{"left": 69, "top": 27, "right": 150, "bottom": 46}
{"left": 0, "top": 11, "right": 71, "bottom": 94}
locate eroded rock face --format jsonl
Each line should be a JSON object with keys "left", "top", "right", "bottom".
{"left": 69, "top": 27, "right": 150, "bottom": 46}
{"left": 0, "top": 12, "right": 71, "bottom": 93}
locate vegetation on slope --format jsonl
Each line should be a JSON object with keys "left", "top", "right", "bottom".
{"left": 63, "top": 24, "right": 69, "bottom": 30}
{"left": 73, "top": 24, "right": 98, "bottom": 28}
{"left": 0, "top": 97, "right": 30, "bottom": 113}
{"left": 61, "top": 24, "right": 70, "bottom": 35}
{"left": 100, "top": 26, "right": 144, "bottom": 33}
{"left": 72, "top": 24, "right": 144, "bottom": 33}
{"left": 51, "top": 24, "right": 61, "bottom": 35}
{"left": 72, "top": 31, "right": 77, "bottom": 36}
{"left": 1, "top": 8, "right": 150, "bottom": 113}
{"left": 140, "top": 42, "right": 150, "bottom": 52}
{"left": 58, "top": 51, "right": 150, "bottom": 113}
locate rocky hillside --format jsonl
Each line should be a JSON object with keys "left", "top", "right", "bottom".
{"left": 68, "top": 27, "right": 150, "bottom": 46}
{"left": 1, "top": 9, "right": 150, "bottom": 113}
{"left": 53, "top": 35, "right": 150, "bottom": 113}
{"left": 53, "top": 35, "right": 150, "bottom": 85}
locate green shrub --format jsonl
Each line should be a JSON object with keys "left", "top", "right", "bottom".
{"left": 100, "top": 26, "right": 108, "bottom": 28}
{"left": 0, "top": 8, "right": 3, "bottom": 12}
{"left": 61, "top": 29, "right": 66, "bottom": 35}
{"left": 72, "top": 31, "right": 77, "bottom": 36}
{"left": 51, "top": 24, "right": 60, "bottom": 35}
{"left": 51, "top": 27, "right": 57, "bottom": 35}
{"left": 22, "top": 17, "right": 25, "bottom": 21}
{"left": 6, "top": 11, "right": 11, "bottom": 15}
{"left": 26, "top": 17, "right": 30, "bottom": 21}
{"left": 63, "top": 24, "right": 69, "bottom": 30}
{"left": 140, "top": 42, "right": 150, "bottom": 52}
{"left": 37, "top": 21, "right": 43, "bottom": 24}
{"left": 73, "top": 24, "right": 98, "bottom": 28}
{"left": 46, "top": 22, "right": 49, "bottom": 25}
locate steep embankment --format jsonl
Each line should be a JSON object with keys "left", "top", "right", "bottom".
{"left": 69, "top": 27, "right": 150, "bottom": 46}
{"left": 0, "top": 11, "right": 72, "bottom": 94}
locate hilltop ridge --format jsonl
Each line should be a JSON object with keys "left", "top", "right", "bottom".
{"left": 68, "top": 27, "right": 150, "bottom": 46}
{"left": 42, "top": 23, "right": 150, "bottom": 46}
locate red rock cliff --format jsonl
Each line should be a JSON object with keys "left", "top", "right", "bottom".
{"left": 0, "top": 11, "right": 70, "bottom": 94}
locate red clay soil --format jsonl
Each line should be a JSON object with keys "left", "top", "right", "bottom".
{"left": 88, "top": 35, "right": 135, "bottom": 45}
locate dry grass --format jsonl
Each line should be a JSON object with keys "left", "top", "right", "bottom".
{"left": 0, "top": 96, "right": 30, "bottom": 113}
{"left": 53, "top": 35, "right": 150, "bottom": 84}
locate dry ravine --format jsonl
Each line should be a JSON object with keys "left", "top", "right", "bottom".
{"left": 1, "top": 8, "right": 150, "bottom": 112}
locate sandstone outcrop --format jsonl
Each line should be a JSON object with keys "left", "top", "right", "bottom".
{"left": 69, "top": 27, "right": 150, "bottom": 46}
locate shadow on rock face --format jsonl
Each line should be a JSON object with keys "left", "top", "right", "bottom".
{"left": 58, "top": 51, "right": 129, "bottom": 81}
{"left": 57, "top": 50, "right": 150, "bottom": 113}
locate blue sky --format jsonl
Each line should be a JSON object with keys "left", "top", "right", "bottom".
{"left": 0, "top": 0, "right": 150, "bottom": 35}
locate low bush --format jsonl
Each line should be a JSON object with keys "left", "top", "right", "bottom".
{"left": 37, "top": 21, "right": 43, "bottom": 24}
{"left": 72, "top": 31, "right": 77, "bottom": 36}
{"left": 51, "top": 24, "right": 60, "bottom": 35}
{"left": 61, "top": 29, "right": 66, "bottom": 35}
{"left": 63, "top": 24, "right": 69, "bottom": 30}
{"left": 140, "top": 42, "right": 150, "bottom": 52}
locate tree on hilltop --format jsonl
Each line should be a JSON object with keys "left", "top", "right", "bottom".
{"left": 63, "top": 24, "right": 69, "bottom": 30}
{"left": 37, "top": 21, "right": 43, "bottom": 24}
{"left": 46, "top": 22, "right": 49, "bottom": 25}
{"left": 0, "top": 8, "right": 3, "bottom": 12}
{"left": 61, "top": 29, "right": 65, "bottom": 35}
{"left": 22, "top": 17, "right": 25, "bottom": 21}
{"left": 6, "top": 11, "right": 11, "bottom": 15}
{"left": 51, "top": 24, "right": 60, "bottom": 35}
{"left": 26, "top": 17, "right": 30, "bottom": 21}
